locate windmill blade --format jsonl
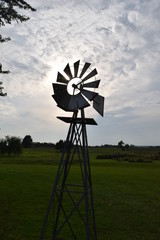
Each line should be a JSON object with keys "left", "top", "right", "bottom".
{"left": 52, "top": 83, "right": 68, "bottom": 105}
{"left": 65, "top": 95, "right": 79, "bottom": 111}
{"left": 67, "top": 94, "right": 90, "bottom": 110}
{"left": 64, "top": 63, "right": 73, "bottom": 79}
{"left": 52, "top": 83, "right": 67, "bottom": 95}
{"left": 57, "top": 93, "right": 73, "bottom": 111}
{"left": 83, "top": 80, "right": 100, "bottom": 88}
{"left": 79, "top": 62, "right": 91, "bottom": 78}
{"left": 52, "top": 91, "right": 69, "bottom": 105}
{"left": 57, "top": 72, "right": 68, "bottom": 84}
{"left": 58, "top": 93, "right": 90, "bottom": 111}
{"left": 93, "top": 94, "right": 105, "bottom": 117}
{"left": 74, "top": 60, "right": 80, "bottom": 77}
{"left": 82, "top": 68, "right": 97, "bottom": 82}
{"left": 81, "top": 89, "right": 98, "bottom": 101}
{"left": 52, "top": 94, "right": 63, "bottom": 105}
{"left": 62, "top": 95, "right": 80, "bottom": 111}
{"left": 76, "top": 94, "right": 90, "bottom": 109}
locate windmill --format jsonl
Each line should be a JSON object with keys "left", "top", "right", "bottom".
{"left": 40, "top": 60, "right": 105, "bottom": 240}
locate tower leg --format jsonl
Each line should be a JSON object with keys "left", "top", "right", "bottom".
{"left": 81, "top": 109, "right": 97, "bottom": 240}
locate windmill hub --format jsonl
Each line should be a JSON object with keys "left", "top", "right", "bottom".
{"left": 67, "top": 77, "right": 82, "bottom": 95}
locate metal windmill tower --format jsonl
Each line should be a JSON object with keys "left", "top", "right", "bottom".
{"left": 40, "top": 60, "right": 105, "bottom": 240}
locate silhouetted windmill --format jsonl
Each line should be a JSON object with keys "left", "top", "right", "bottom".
{"left": 40, "top": 60, "right": 104, "bottom": 240}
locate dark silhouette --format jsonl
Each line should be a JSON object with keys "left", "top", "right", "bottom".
{"left": 22, "top": 135, "right": 33, "bottom": 148}
{"left": 0, "top": 136, "right": 22, "bottom": 156}
{"left": 55, "top": 139, "right": 65, "bottom": 150}
{"left": 118, "top": 140, "right": 130, "bottom": 151}
{"left": 0, "top": 63, "right": 10, "bottom": 96}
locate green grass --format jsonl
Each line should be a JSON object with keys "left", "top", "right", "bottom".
{"left": 0, "top": 147, "right": 160, "bottom": 239}
{"left": 0, "top": 147, "right": 62, "bottom": 164}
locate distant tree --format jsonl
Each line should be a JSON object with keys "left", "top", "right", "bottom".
{"left": 10, "top": 136, "right": 22, "bottom": 155}
{"left": 6, "top": 136, "right": 22, "bottom": 155}
{"left": 118, "top": 140, "right": 130, "bottom": 151}
{"left": 0, "top": 138, "right": 7, "bottom": 155}
{"left": 124, "top": 143, "right": 130, "bottom": 151}
{"left": 0, "top": 0, "right": 36, "bottom": 96}
{"left": 22, "top": 135, "right": 33, "bottom": 148}
{"left": 55, "top": 140, "right": 65, "bottom": 151}
{"left": 118, "top": 140, "right": 125, "bottom": 151}
{"left": 0, "top": 136, "right": 22, "bottom": 156}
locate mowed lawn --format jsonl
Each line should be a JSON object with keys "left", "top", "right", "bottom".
{"left": 0, "top": 148, "right": 160, "bottom": 240}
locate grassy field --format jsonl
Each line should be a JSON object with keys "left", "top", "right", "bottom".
{"left": 0, "top": 147, "right": 160, "bottom": 239}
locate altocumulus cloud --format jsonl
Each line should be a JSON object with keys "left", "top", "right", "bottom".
{"left": 0, "top": 0, "right": 160, "bottom": 145}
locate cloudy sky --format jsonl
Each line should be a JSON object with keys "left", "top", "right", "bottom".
{"left": 1, "top": 0, "right": 160, "bottom": 146}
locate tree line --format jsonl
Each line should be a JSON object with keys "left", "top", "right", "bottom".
{"left": 0, "top": 135, "right": 66, "bottom": 156}
{"left": 0, "top": 135, "right": 33, "bottom": 156}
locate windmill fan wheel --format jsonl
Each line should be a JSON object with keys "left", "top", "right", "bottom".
{"left": 52, "top": 60, "right": 104, "bottom": 116}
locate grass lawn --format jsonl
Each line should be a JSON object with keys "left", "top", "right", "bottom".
{"left": 0, "top": 147, "right": 160, "bottom": 239}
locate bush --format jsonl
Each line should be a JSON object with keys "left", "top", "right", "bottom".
{"left": 0, "top": 136, "right": 22, "bottom": 156}
{"left": 96, "top": 153, "right": 133, "bottom": 160}
{"left": 55, "top": 140, "right": 65, "bottom": 151}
